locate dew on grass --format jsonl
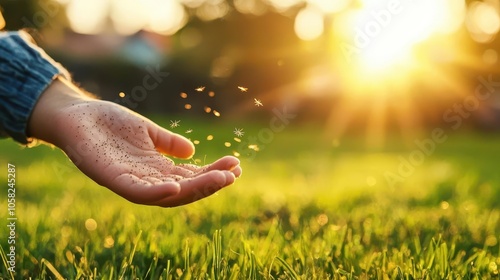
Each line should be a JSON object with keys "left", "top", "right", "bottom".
{"left": 85, "top": 218, "right": 97, "bottom": 231}
{"left": 440, "top": 201, "right": 450, "bottom": 210}
{"left": 104, "top": 236, "right": 115, "bottom": 248}
{"left": 317, "top": 214, "right": 328, "bottom": 226}
{"left": 485, "top": 235, "right": 498, "bottom": 247}
{"left": 65, "top": 250, "right": 75, "bottom": 263}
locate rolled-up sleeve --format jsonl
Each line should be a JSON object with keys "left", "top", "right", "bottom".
{"left": 0, "top": 31, "right": 69, "bottom": 144}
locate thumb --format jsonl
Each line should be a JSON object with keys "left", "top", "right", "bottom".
{"left": 149, "top": 124, "right": 195, "bottom": 159}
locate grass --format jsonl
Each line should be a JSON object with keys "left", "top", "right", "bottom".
{"left": 0, "top": 119, "right": 499, "bottom": 279}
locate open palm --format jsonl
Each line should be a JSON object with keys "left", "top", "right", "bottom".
{"left": 53, "top": 99, "right": 241, "bottom": 207}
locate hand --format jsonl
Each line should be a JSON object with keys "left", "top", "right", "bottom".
{"left": 28, "top": 77, "right": 242, "bottom": 207}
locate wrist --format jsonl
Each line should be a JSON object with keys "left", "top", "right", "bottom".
{"left": 27, "top": 77, "right": 93, "bottom": 145}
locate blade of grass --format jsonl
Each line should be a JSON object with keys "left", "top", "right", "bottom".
{"left": 275, "top": 256, "right": 299, "bottom": 280}
{"left": 145, "top": 253, "right": 158, "bottom": 280}
{"left": 119, "top": 230, "right": 143, "bottom": 279}
{"left": 0, "top": 246, "right": 14, "bottom": 280}
{"left": 41, "top": 258, "right": 65, "bottom": 280}
{"left": 183, "top": 239, "right": 191, "bottom": 278}
{"left": 211, "top": 229, "right": 222, "bottom": 280}
{"left": 165, "top": 259, "right": 171, "bottom": 280}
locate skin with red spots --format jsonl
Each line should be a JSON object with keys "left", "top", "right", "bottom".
{"left": 28, "top": 78, "right": 242, "bottom": 207}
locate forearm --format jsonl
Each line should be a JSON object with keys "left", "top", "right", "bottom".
{"left": 27, "top": 77, "right": 92, "bottom": 146}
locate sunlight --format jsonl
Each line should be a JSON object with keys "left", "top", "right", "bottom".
{"left": 294, "top": 5, "right": 324, "bottom": 41}
{"left": 319, "top": 0, "right": 471, "bottom": 147}
{"left": 196, "top": 0, "right": 230, "bottom": 21}
{"left": 466, "top": 1, "right": 500, "bottom": 43}
{"left": 329, "top": 0, "right": 468, "bottom": 88}
{"left": 349, "top": 0, "right": 448, "bottom": 72}
{"left": 65, "top": 0, "right": 188, "bottom": 35}
{"left": 58, "top": 0, "right": 481, "bottom": 150}
{"left": 110, "top": 0, "right": 148, "bottom": 35}
{"left": 66, "top": 0, "right": 109, "bottom": 34}
{"left": 144, "top": 0, "right": 188, "bottom": 35}
{"left": 266, "top": 0, "right": 302, "bottom": 13}
{"left": 233, "top": 0, "right": 267, "bottom": 15}
{"left": 306, "top": 0, "right": 350, "bottom": 14}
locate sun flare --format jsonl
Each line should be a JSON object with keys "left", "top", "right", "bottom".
{"left": 337, "top": 0, "right": 464, "bottom": 75}
{"left": 316, "top": 0, "right": 476, "bottom": 147}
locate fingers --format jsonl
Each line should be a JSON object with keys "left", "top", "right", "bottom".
{"left": 149, "top": 125, "right": 195, "bottom": 159}
{"left": 203, "top": 156, "right": 241, "bottom": 177}
{"left": 177, "top": 156, "right": 241, "bottom": 175}
{"left": 231, "top": 165, "right": 243, "bottom": 178}
{"left": 107, "top": 154, "right": 242, "bottom": 207}
{"left": 150, "top": 170, "right": 236, "bottom": 207}
{"left": 109, "top": 173, "right": 181, "bottom": 204}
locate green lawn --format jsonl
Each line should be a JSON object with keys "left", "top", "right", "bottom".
{"left": 0, "top": 119, "right": 499, "bottom": 279}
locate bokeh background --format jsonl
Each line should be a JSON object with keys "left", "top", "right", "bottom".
{"left": 1, "top": 1, "right": 500, "bottom": 278}
{"left": 2, "top": 0, "right": 500, "bottom": 146}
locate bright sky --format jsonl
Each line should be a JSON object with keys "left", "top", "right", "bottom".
{"left": 60, "top": 0, "right": 499, "bottom": 45}
{"left": 62, "top": 0, "right": 227, "bottom": 35}
{"left": 342, "top": 0, "right": 466, "bottom": 71}
{"left": 64, "top": 0, "right": 190, "bottom": 35}
{"left": 60, "top": 0, "right": 499, "bottom": 79}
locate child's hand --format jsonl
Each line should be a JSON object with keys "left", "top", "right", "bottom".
{"left": 29, "top": 78, "right": 242, "bottom": 207}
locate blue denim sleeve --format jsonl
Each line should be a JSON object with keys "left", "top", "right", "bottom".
{"left": 0, "top": 31, "right": 70, "bottom": 144}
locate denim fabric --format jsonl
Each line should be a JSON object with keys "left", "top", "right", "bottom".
{"left": 0, "top": 31, "right": 69, "bottom": 144}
